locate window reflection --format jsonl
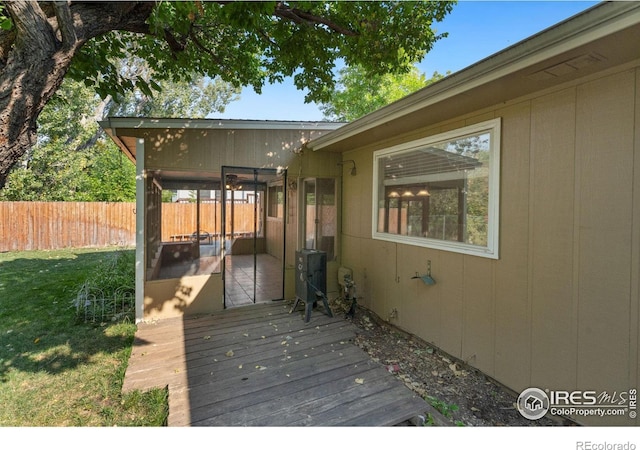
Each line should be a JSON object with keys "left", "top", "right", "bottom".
{"left": 376, "top": 132, "right": 491, "bottom": 247}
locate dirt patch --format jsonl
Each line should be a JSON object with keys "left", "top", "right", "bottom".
{"left": 332, "top": 299, "right": 574, "bottom": 427}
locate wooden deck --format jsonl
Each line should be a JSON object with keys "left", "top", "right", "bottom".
{"left": 123, "top": 301, "right": 433, "bottom": 426}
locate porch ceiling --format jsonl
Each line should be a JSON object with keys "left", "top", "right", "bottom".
{"left": 150, "top": 169, "right": 222, "bottom": 191}
{"left": 149, "top": 167, "right": 283, "bottom": 191}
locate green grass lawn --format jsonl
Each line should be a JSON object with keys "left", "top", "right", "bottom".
{"left": 0, "top": 247, "right": 168, "bottom": 426}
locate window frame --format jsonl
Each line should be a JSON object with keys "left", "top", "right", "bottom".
{"left": 372, "top": 118, "right": 501, "bottom": 259}
{"left": 267, "top": 183, "right": 284, "bottom": 219}
{"left": 300, "top": 177, "right": 338, "bottom": 261}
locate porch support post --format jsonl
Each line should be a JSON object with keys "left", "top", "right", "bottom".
{"left": 135, "top": 138, "right": 145, "bottom": 322}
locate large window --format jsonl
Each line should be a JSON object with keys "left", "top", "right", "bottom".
{"left": 373, "top": 118, "right": 500, "bottom": 258}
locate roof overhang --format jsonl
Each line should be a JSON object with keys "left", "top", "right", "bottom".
{"left": 99, "top": 117, "right": 345, "bottom": 163}
{"left": 307, "top": 1, "right": 640, "bottom": 152}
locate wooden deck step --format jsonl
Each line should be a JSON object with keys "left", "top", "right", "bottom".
{"left": 123, "top": 301, "right": 437, "bottom": 426}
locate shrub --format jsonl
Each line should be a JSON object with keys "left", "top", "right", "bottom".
{"left": 73, "top": 248, "right": 135, "bottom": 323}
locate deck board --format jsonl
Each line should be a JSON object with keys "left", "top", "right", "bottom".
{"left": 123, "top": 301, "right": 434, "bottom": 426}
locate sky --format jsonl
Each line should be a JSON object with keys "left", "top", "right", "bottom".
{"left": 214, "top": 0, "right": 600, "bottom": 121}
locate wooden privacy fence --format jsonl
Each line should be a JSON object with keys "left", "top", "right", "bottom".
{"left": 161, "top": 202, "right": 258, "bottom": 241}
{"left": 0, "top": 202, "right": 137, "bottom": 252}
{"left": 0, "top": 201, "right": 261, "bottom": 252}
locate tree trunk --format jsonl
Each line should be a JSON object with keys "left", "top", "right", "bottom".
{"left": 0, "top": 1, "right": 154, "bottom": 189}
{"left": 0, "top": 1, "right": 63, "bottom": 188}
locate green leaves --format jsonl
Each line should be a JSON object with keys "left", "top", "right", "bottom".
{"left": 320, "top": 65, "right": 448, "bottom": 121}
{"left": 0, "top": 1, "right": 457, "bottom": 192}
{"left": 0, "top": 5, "right": 12, "bottom": 31}
{"left": 66, "top": 1, "right": 457, "bottom": 105}
{"left": 69, "top": 33, "right": 132, "bottom": 101}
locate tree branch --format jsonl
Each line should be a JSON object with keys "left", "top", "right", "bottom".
{"left": 164, "top": 28, "right": 186, "bottom": 54}
{"left": 52, "top": 1, "right": 77, "bottom": 50}
{"left": 68, "top": 2, "right": 154, "bottom": 40}
{"left": 257, "top": 29, "right": 277, "bottom": 47}
{"left": 188, "top": 28, "right": 224, "bottom": 67}
{"left": 274, "top": 3, "right": 358, "bottom": 36}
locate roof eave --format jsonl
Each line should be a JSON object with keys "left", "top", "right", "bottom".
{"left": 307, "top": 1, "right": 639, "bottom": 152}
{"left": 99, "top": 122, "right": 136, "bottom": 163}
{"left": 99, "top": 117, "right": 346, "bottom": 132}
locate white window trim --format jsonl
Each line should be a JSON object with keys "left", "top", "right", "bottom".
{"left": 372, "top": 118, "right": 501, "bottom": 259}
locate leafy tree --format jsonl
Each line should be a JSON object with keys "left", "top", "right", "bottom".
{"left": 0, "top": 1, "right": 456, "bottom": 189}
{"left": 82, "top": 142, "right": 137, "bottom": 202}
{"left": 321, "top": 65, "right": 448, "bottom": 121}
{"left": 1, "top": 68, "right": 239, "bottom": 201}
{"left": 106, "top": 57, "right": 240, "bottom": 118}
{"left": 0, "top": 79, "right": 136, "bottom": 201}
{"left": 112, "top": 75, "right": 239, "bottom": 118}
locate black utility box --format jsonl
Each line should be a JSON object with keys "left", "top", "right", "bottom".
{"left": 295, "top": 249, "right": 327, "bottom": 303}
{"left": 291, "top": 249, "right": 332, "bottom": 322}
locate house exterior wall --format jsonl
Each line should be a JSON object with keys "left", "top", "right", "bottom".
{"left": 283, "top": 148, "right": 343, "bottom": 299}
{"left": 141, "top": 127, "right": 317, "bottom": 171}
{"left": 144, "top": 274, "right": 223, "bottom": 318}
{"left": 338, "top": 62, "right": 640, "bottom": 425}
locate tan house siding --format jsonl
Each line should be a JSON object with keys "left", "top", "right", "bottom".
{"left": 141, "top": 128, "right": 325, "bottom": 171}
{"left": 574, "top": 70, "right": 636, "bottom": 399}
{"left": 529, "top": 88, "right": 577, "bottom": 394}
{"left": 493, "top": 101, "right": 532, "bottom": 394}
{"left": 339, "top": 64, "right": 640, "bottom": 425}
